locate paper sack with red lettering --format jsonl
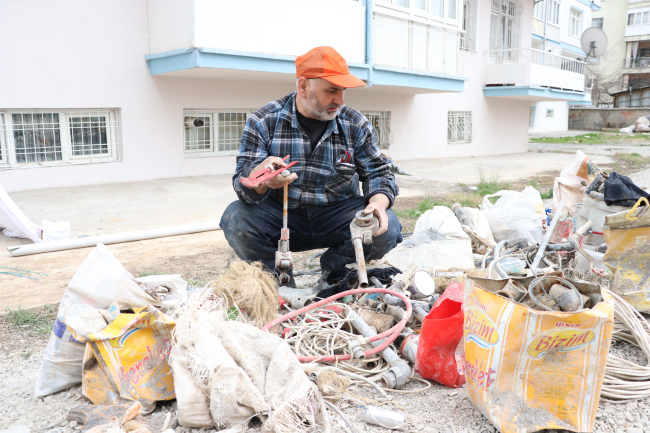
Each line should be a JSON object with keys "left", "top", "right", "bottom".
{"left": 76, "top": 306, "right": 175, "bottom": 406}
{"left": 463, "top": 275, "right": 614, "bottom": 433}
{"left": 415, "top": 282, "right": 466, "bottom": 388}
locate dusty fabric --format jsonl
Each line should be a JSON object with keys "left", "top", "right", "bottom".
{"left": 171, "top": 290, "right": 323, "bottom": 433}
{"left": 604, "top": 172, "right": 650, "bottom": 208}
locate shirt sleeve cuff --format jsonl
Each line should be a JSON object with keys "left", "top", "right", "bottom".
{"left": 238, "top": 166, "right": 270, "bottom": 202}
{"left": 364, "top": 190, "right": 395, "bottom": 209}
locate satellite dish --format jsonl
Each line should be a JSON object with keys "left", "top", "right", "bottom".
{"left": 580, "top": 27, "right": 608, "bottom": 61}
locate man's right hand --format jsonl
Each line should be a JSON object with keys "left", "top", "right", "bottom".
{"left": 250, "top": 156, "right": 298, "bottom": 195}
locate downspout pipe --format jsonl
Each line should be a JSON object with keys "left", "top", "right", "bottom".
{"left": 542, "top": 0, "right": 548, "bottom": 53}
{"left": 365, "top": 0, "right": 373, "bottom": 87}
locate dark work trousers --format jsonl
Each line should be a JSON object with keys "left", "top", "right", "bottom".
{"left": 220, "top": 196, "right": 403, "bottom": 282}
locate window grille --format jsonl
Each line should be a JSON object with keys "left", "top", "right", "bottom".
{"left": 183, "top": 109, "right": 250, "bottom": 157}
{"left": 361, "top": 111, "right": 392, "bottom": 149}
{"left": 461, "top": 0, "right": 478, "bottom": 52}
{"left": 448, "top": 111, "right": 472, "bottom": 144}
{"left": 0, "top": 109, "right": 119, "bottom": 170}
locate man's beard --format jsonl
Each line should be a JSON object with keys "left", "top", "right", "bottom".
{"left": 303, "top": 88, "right": 340, "bottom": 121}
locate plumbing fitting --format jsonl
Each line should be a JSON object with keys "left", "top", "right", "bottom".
{"left": 350, "top": 211, "right": 379, "bottom": 287}
{"left": 389, "top": 263, "right": 419, "bottom": 295}
{"left": 348, "top": 336, "right": 367, "bottom": 360}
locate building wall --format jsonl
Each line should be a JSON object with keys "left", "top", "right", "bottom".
{"left": 568, "top": 107, "right": 650, "bottom": 130}
{"left": 529, "top": 101, "right": 569, "bottom": 132}
{"left": 0, "top": 0, "right": 532, "bottom": 193}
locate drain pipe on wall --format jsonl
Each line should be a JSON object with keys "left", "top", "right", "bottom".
{"left": 365, "top": 0, "right": 374, "bottom": 87}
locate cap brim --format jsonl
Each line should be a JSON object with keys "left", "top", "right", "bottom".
{"left": 322, "top": 73, "right": 367, "bottom": 89}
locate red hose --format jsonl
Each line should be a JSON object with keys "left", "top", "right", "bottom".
{"left": 262, "top": 287, "right": 412, "bottom": 363}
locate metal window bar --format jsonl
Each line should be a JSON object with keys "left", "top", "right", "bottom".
{"left": 0, "top": 109, "right": 119, "bottom": 169}
{"left": 486, "top": 48, "right": 585, "bottom": 75}
{"left": 361, "top": 111, "right": 392, "bottom": 149}
{"left": 489, "top": 0, "right": 522, "bottom": 59}
{"left": 461, "top": 0, "right": 477, "bottom": 52}
{"left": 218, "top": 112, "right": 248, "bottom": 152}
{"left": 448, "top": 111, "right": 472, "bottom": 144}
{"left": 184, "top": 110, "right": 213, "bottom": 153}
{"left": 375, "top": 13, "right": 463, "bottom": 76}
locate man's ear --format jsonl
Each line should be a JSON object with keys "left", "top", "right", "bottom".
{"left": 297, "top": 77, "right": 309, "bottom": 99}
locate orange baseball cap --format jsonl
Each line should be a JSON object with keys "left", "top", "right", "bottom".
{"left": 296, "top": 46, "right": 366, "bottom": 89}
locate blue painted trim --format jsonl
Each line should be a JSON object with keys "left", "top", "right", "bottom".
{"left": 373, "top": 68, "right": 465, "bottom": 91}
{"left": 146, "top": 48, "right": 465, "bottom": 92}
{"left": 560, "top": 42, "right": 585, "bottom": 56}
{"left": 576, "top": 0, "right": 600, "bottom": 10}
{"left": 483, "top": 85, "right": 589, "bottom": 101}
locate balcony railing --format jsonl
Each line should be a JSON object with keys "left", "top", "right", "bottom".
{"left": 374, "top": 13, "right": 463, "bottom": 76}
{"left": 487, "top": 48, "right": 585, "bottom": 74}
{"left": 623, "top": 57, "right": 650, "bottom": 68}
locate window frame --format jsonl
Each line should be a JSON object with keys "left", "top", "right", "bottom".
{"left": 569, "top": 8, "right": 583, "bottom": 38}
{"left": 591, "top": 17, "right": 603, "bottom": 29}
{"left": 183, "top": 109, "right": 252, "bottom": 158}
{"left": 546, "top": 109, "right": 554, "bottom": 118}
{"left": 380, "top": 0, "right": 460, "bottom": 23}
{"left": 0, "top": 109, "right": 119, "bottom": 170}
{"left": 447, "top": 111, "right": 473, "bottom": 144}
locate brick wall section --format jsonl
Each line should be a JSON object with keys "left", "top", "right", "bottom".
{"left": 568, "top": 108, "right": 650, "bottom": 130}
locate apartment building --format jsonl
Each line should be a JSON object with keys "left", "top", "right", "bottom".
{"left": 0, "top": 0, "right": 590, "bottom": 193}
{"left": 591, "top": 0, "right": 650, "bottom": 107}
{"left": 528, "top": 0, "right": 600, "bottom": 132}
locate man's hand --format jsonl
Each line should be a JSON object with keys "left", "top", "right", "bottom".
{"left": 365, "top": 194, "right": 391, "bottom": 237}
{"left": 250, "top": 156, "right": 298, "bottom": 195}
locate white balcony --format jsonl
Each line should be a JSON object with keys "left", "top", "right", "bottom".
{"left": 484, "top": 48, "right": 589, "bottom": 102}
{"left": 532, "top": 19, "right": 560, "bottom": 41}
{"left": 145, "top": 0, "right": 466, "bottom": 94}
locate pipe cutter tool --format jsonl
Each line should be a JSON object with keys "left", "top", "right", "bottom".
{"left": 350, "top": 211, "right": 379, "bottom": 288}
{"left": 239, "top": 155, "right": 298, "bottom": 285}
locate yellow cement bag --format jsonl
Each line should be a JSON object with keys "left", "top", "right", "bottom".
{"left": 464, "top": 275, "right": 614, "bottom": 433}
{"left": 603, "top": 198, "right": 650, "bottom": 313}
{"left": 72, "top": 306, "right": 176, "bottom": 405}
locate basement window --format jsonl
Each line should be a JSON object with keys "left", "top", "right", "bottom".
{"left": 361, "top": 111, "right": 392, "bottom": 149}
{"left": 184, "top": 109, "right": 251, "bottom": 157}
{"left": 0, "top": 109, "right": 119, "bottom": 170}
{"left": 448, "top": 111, "right": 472, "bottom": 144}
{"left": 546, "top": 109, "right": 554, "bottom": 118}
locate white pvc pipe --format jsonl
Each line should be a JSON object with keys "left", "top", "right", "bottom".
{"left": 7, "top": 221, "right": 221, "bottom": 257}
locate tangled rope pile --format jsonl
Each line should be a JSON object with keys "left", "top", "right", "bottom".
{"left": 601, "top": 289, "right": 650, "bottom": 402}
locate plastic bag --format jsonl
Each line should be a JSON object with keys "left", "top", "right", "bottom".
{"left": 552, "top": 150, "right": 591, "bottom": 217}
{"left": 384, "top": 239, "right": 474, "bottom": 271}
{"left": 480, "top": 187, "right": 544, "bottom": 245}
{"left": 464, "top": 275, "right": 614, "bottom": 433}
{"left": 34, "top": 244, "right": 186, "bottom": 397}
{"left": 42, "top": 220, "right": 70, "bottom": 242}
{"left": 413, "top": 207, "right": 469, "bottom": 240}
{"left": 415, "top": 282, "right": 465, "bottom": 388}
{"left": 462, "top": 207, "right": 496, "bottom": 244}
{"left": 400, "top": 229, "right": 446, "bottom": 248}
{"left": 635, "top": 116, "right": 650, "bottom": 132}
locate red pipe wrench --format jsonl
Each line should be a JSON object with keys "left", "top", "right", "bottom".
{"left": 239, "top": 155, "right": 298, "bottom": 189}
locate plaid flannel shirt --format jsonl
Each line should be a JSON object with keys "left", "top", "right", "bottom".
{"left": 232, "top": 92, "right": 399, "bottom": 209}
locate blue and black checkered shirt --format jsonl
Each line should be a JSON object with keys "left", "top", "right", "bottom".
{"left": 233, "top": 92, "right": 398, "bottom": 209}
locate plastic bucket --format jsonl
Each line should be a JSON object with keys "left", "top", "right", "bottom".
{"left": 577, "top": 196, "right": 630, "bottom": 245}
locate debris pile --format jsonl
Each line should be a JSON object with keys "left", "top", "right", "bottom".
{"left": 27, "top": 149, "right": 650, "bottom": 433}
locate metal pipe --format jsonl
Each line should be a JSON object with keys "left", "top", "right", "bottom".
{"left": 346, "top": 310, "right": 412, "bottom": 389}
{"left": 353, "top": 238, "right": 368, "bottom": 287}
{"left": 531, "top": 200, "right": 565, "bottom": 273}
{"left": 364, "top": 0, "right": 374, "bottom": 87}
{"left": 493, "top": 240, "right": 509, "bottom": 279}
{"left": 7, "top": 222, "right": 221, "bottom": 257}
{"left": 451, "top": 203, "right": 477, "bottom": 231}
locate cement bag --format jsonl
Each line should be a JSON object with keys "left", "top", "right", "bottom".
{"left": 635, "top": 116, "right": 650, "bottom": 132}
{"left": 34, "top": 244, "right": 182, "bottom": 397}
{"left": 0, "top": 182, "right": 42, "bottom": 242}
{"left": 603, "top": 198, "right": 650, "bottom": 313}
{"left": 76, "top": 306, "right": 176, "bottom": 405}
{"left": 480, "top": 187, "right": 544, "bottom": 245}
{"left": 170, "top": 351, "right": 213, "bottom": 427}
{"left": 552, "top": 150, "right": 590, "bottom": 217}
{"left": 413, "top": 207, "right": 469, "bottom": 239}
{"left": 384, "top": 239, "right": 474, "bottom": 271}
{"left": 464, "top": 275, "right": 614, "bottom": 433}
{"left": 415, "top": 282, "right": 465, "bottom": 388}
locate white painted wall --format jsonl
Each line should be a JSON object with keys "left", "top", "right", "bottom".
{"left": 528, "top": 101, "right": 569, "bottom": 132}
{"left": 0, "top": 0, "right": 533, "bottom": 193}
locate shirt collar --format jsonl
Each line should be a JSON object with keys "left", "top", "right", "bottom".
{"left": 284, "top": 92, "right": 339, "bottom": 135}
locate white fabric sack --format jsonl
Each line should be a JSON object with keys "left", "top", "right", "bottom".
{"left": 636, "top": 116, "right": 650, "bottom": 132}
{"left": 462, "top": 207, "right": 496, "bottom": 244}
{"left": 384, "top": 239, "right": 475, "bottom": 271}
{"left": 0, "top": 183, "right": 70, "bottom": 242}
{"left": 170, "top": 352, "right": 213, "bottom": 427}
{"left": 413, "top": 207, "right": 469, "bottom": 240}
{"left": 552, "top": 149, "right": 590, "bottom": 217}
{"left": 480, "top": 187, "right": 544, "bottom": 245}
{"left": 34, "top": 244, "right": 186, "bottom": 397}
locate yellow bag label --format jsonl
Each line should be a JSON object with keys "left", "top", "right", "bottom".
{"left": 464, "top": 277, "right": 614, "bottom": 433}
{"left": 77, "top": 307, "right": 176, "bottom": 405}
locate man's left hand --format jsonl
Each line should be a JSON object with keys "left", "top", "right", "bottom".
{"left": 364, "top": 194, "right": 391, "bottom": 237}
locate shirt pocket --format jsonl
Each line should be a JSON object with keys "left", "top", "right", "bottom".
{"left": 325, "top": 167, "right": 358, "bottom": 194}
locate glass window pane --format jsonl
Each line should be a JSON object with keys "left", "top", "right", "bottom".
{"left": 644, "top": 12, "right": 649, "bottom": 24}
{"left": 12, "top": 112, "right": 62, "bottom": 163}
{"left": 394, "top": 0, "right": 409, "bottom": 6}
{"left": 69, "top": 115, "right": 108, "bottom": 156}
{"left": 447, "top": 0, "right": 456, "bottom": 19}
{"left": 414, "top": 0, "right": 426, "bottom": 10}
{"left": 629, "top": 14, "right": 635, "bottom": 25}
{"left": 430, "top": 0, "right": 444, "bottom": 17}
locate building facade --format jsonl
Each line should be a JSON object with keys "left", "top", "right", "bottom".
{"left": 0, "top": 0, "right": 590, "bottom": 193}
{"left": 528, "top": 0, "right": 600, "bottom": 132}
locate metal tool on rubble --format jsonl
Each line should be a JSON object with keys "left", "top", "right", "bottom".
{"left": 350, "top": 211, "right": 379, "bottom": 287}
{"left": 239, "top": 155, "right": 299, "bottom": 189}
{"left": 276, "top": 169, "right": 293, "bottom": 285}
